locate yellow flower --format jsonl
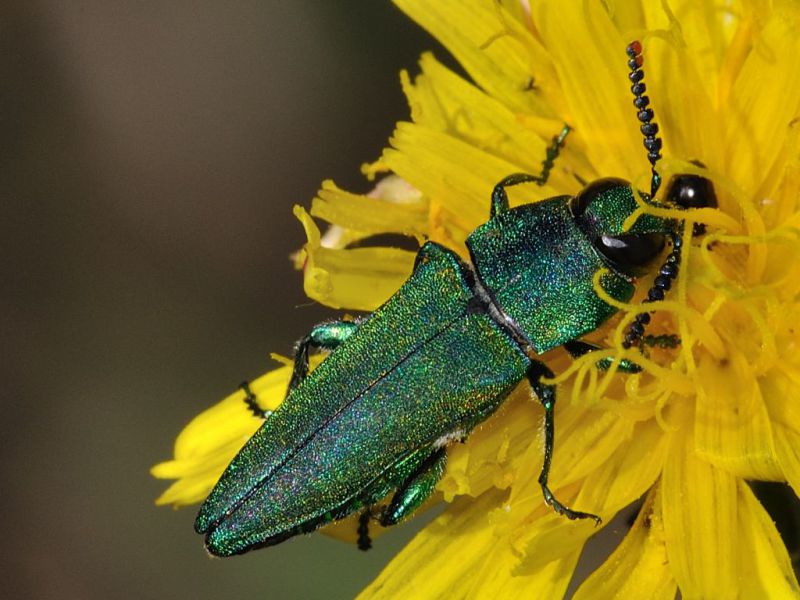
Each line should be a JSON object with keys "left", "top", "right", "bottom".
{"left": 153, "top": 0, "right": 800, "bottom": 597}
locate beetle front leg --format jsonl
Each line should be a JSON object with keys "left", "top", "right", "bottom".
{"left": 490, "top": 124, "right": 571, "bottom": 218}
{"left": 527, "top": 361, "right": 601, "bottom": 524}
{"left": 240, "top": 320, "right": 360, "bottom": 419}
{"left": 563, "top": 340, "right": 642, "bottom": 373}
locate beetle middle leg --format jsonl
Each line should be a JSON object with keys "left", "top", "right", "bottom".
{"left": 287, "top": 320, "right": 360, "bottom": 393}
{"left": 490, "top": 124, "right": 571, "bottom": 217}
{"left": 527, "top": 360, "right": 601, "bottom": 524}
{"left": 239, "top": 381, "right": 271, "bottom": 419}
{"left": 240, "top": 320, "right": 359, "bottom": 418}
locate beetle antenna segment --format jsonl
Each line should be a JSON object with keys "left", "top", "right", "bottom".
{"left": 626, "top": 40, "right": 663, "bottom": 197}
{"left": 622, "top": 229, "right": 683, "bottom": 349}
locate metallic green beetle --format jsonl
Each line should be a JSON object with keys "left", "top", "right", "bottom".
{"left": 195, "top": 41, "right": 717, "bottom": 556}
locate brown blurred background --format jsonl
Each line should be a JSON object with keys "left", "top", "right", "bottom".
{"left": 1, "top": 2, "right": 444, "bottom": 598}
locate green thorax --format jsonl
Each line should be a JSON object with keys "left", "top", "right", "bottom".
{"left": 466, "top": 196, "right": 633, "bottom": 354}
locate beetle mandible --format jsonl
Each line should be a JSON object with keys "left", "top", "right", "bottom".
{"left": 195, "top": 40, "right": 718, "bottom": 556}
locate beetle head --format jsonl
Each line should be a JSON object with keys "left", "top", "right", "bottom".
{"left": 570, "top": 177, "right": 670, "bottom": 278}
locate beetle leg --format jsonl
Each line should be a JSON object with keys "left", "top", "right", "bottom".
{"left": 288, "top": 320, "right": 360, "bottom": 394}
{"left": 357, "top": 509, "right": 373, "bottom": 551}
{"left": 563, "top": 340, "right": 642, "bottom": 374}
{"left": 380, "top": 447, "right": 447, "bottom": 527}
{"left": 239, "top": 380, "right": 272, "bottom": 419}
{"left": 239, "top": 320, "right": 360, "bottom": 419}
{"left": 490, "top": 124, "right": 571, "bottom": 218}
{"left": 527, "top": 361, "right": 601, "bottom": 524}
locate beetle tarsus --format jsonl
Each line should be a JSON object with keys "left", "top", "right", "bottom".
{"left": 357, "top": 509, "right": 372, "bottom": 551}
{"left": 489, "top": 124, "right": 571, "bottom": 218}
{"left": 540, "top": 482, "right": 602, "bottom": 525}
{"left": 240, "top": 381, "right": 272, "bottom": 419}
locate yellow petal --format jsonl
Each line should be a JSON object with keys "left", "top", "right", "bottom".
{"left": 762, "top": 359, "right": 800, "bottom": 496}
{"left": 295, "top": 205, "right": 415, "bottom": 310}
{"left": 531, "top": 0, "right": 640, "bottom": 179}
{"left": 393, "top": 0, "right": 561, "bottom": 117}
{"left": 724, "top": 5, "right": 800, "bottom": 197}
{"left": 151, "top": 362, "right": 294, "bottom": 506}
{"left": 358, "top": 491, "right": 507, "bottom": 599}
{"left": 661, "top": 423, "right": 739, "bottom": 600}
{"left": 405, "top": 55, "right": 555, "bottom": 176}
{"left": 384, "top": 123, "right": 554, "bottom": 234}
{"left": 438, "top": 388, "right": 535, "bottom": 501}
{"left": 511, "top": 417, "right": 667, "bottom": 576}
{"left": 606, "top": 0, "right": 646, "bottom": 35}
{"left": 640, "top": 0, "right": 737, "bottom": 110}
{"left": 634, "top": 30, "right": 722, "bottom": 176}
{"left": 310, "top": 179, "right": 428, "bottom": 238}
{"left": 573, "top": 486, "right": 677, "bottom": 600}
{"left": 694, "top": 350, "right": 782, "bottom": 480}
{"left": 737, "top": 479, "right": 800, "bottom": 598}
{"left": 575, "top": 418, "right": 668, "bottom": 514}
{"left": 539, "top": 403, "right": 635, "bottom": 490}
{"left": 360, "top": 489, "right": 580, "bottom": 599}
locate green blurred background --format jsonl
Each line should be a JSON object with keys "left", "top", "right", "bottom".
{"left": 1, "top": 2, "right": 444, "bottom": 598}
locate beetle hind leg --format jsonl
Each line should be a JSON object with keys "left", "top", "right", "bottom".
{"left": 357, "top": 510, "right": 373, "bottom": 551}
{"left": 380, "top": 447, "right": 447, "bottom": 527}
{"left": 351, "top": 447, "right": 448, "bottom": 551}
{"left": 527, "top": 361, "right": 601, "bottom": 524}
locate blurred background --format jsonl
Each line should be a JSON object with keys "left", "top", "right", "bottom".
{"left": 1, "top": 2, "right": 446, "bottom": 598}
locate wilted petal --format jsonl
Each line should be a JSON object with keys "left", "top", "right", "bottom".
{"left": 295, "top": 205, "right": 415, "bottom": 310}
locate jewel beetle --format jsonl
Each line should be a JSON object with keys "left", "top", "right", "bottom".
{"left": 195, "top": 41, "right": 718, "bottom": 556}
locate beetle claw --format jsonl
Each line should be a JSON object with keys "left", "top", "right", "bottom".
{"left": 541, "top": 484, "right": 602, "bottom": 526}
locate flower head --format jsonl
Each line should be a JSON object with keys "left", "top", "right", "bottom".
{"left": 153, "top": 0, "right": 800, "bottom": 596}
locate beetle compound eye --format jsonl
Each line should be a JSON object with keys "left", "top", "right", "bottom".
{"left": 595, "top": 232, "right": 665, "bottom": 276}
{"left": 665, "top": 173, "right": 718, "bottom": 236}
{"left": 569, "top": 177, "right": 629, "bottom": 217}
{"left": 665, "top": 173, "right": 717, "bottom": 210}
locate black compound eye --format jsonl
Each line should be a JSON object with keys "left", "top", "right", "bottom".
{"left": 665, "top": 173, "right": 717, "bottom": 210}
{"left": 665, "top": 173, "right": 718, "bottom": 236}
{"left": 594, "top": 232, "right": 665, "bottom": 276}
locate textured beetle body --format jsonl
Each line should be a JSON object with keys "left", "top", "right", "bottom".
{"left": 194, "top": 37, "right": 721, "bottom": 558}
{"left": 195, "top": 178, "right": 681, "bottom": 556}
{"left": 197, "top": 242, "right": 530, "bottom": 556}
{"left": 468, "top": 196, "right": 631, "bottom": 353}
